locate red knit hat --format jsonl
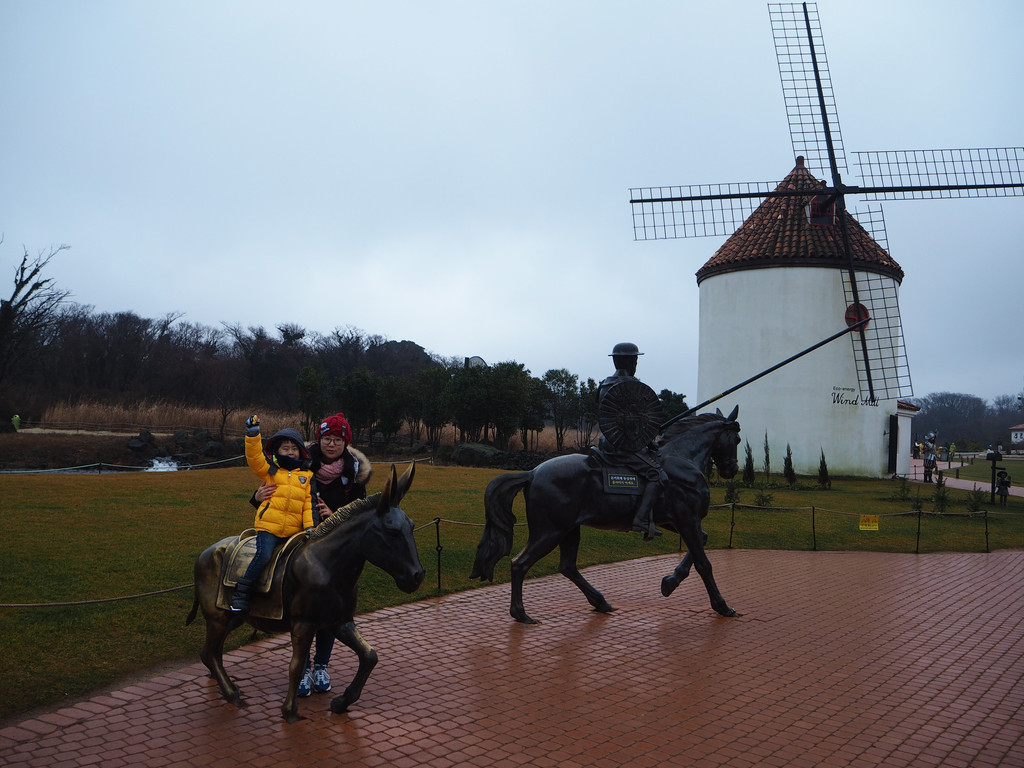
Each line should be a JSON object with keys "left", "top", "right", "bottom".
{"left": 319, "top": 413, "right": 352, "bottom": 444}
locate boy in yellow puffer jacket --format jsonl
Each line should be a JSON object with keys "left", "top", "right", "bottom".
{"left": 230, "top": 415, "right": 314, "bottom": 614}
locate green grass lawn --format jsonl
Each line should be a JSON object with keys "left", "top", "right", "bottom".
{"left": 1, "top": 463, "right": 1020, "bottom": 721}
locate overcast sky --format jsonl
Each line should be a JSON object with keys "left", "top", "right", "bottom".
{"left": 2, "top": 1, "right": 1021, "bottom": 404}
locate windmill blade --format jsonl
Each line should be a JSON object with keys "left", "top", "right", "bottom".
{"left": 769, "top": 2, "right": 845, "bottom": 183}
{"left": 853, "top": 204, "right": 888, "bottom": 253}
{"left": 841, "top": 270, "right": 913, "bottom": 401}
{"left": 769, "top": 2, "right": 882, "bottom": 401}
{"left": 630, "top": 180, "right": 781, "bottom": 240}
{"left": 843, "top": 207, "right": 910, "bottom": 399}
{"left": 854, "top": 147, "right": 1024, "bottom": 200}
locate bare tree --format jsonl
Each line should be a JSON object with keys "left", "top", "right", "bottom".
{"left": 0, "top": 243, "right": 71, "bottom": 414}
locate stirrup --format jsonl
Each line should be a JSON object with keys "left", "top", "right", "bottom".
{"left": 632, "top": 519, "right": 662, "bottom": 541}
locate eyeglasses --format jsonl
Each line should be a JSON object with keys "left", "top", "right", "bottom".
{"left": 321, "top": 436, "right": 346, "bottom": 446}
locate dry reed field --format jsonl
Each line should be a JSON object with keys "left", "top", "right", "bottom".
{"left": 2, "top": 400, "right": 571, "bottom": 471}
{"left": 37, "top": 400, "right": 302, "bottom": 437}
{"left": 29, "top": 400, "right": 567, "bottom": 453}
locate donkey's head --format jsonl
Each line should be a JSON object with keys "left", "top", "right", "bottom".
{"left": 367, "top": 463, "right": 425, "bottom": 594}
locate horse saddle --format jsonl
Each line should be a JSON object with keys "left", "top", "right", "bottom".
{"left": 214, "top": 529, "right": 308, "bottom": 620}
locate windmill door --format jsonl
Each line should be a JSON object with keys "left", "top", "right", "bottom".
{"left": 888, "top": 414, "right": 899, "bottom": 475}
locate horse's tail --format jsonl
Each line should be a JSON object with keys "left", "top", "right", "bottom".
{"left": 185, "top": 595, "right": 199, "bottom": 626}
{"left": 469, "top": 471, "right": 531, "bottom": 581}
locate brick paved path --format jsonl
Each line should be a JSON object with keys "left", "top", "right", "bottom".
{"left": 2, "top": 549, "right": 1022, "bottom": 767}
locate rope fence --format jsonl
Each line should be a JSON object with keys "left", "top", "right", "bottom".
{"left": 0, "top": 585, "right": 194, "bottom": 609}
{"left": 0, "top": 455, "right": 426, "bottom": 475}
{"left": 711, "top": 502, "right": 1004, "bottom": 556}
{"left": 3, "top": 500, "right": 1012, "bottom": 610}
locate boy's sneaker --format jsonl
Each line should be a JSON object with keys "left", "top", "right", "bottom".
{"left": 297, "top": 667, "right": 313, "bottom": 697}
{"left": 312, "top": 664, "right": 332, "bottom": 693}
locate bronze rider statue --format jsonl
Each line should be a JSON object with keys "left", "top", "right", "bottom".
{"left": 595, "top": 342, "right": 667, "bottom": 541}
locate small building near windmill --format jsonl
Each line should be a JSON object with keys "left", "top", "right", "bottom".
{"left": 695, "top": 157, "right": 914, "bottom": 478}
{"left": 1010, "top": 424, "right": 1024, "bottom": 448}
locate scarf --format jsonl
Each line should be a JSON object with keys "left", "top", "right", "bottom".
{"left": 271, "top": 452, "right": 306, "bottom": 472}
{"left": 316, "top": 457, "right": 346, "bottom": 486}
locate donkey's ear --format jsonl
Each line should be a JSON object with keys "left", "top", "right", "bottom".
{"left": 393, "top": 462, "right": 415, "bottom": 505}
{"left": 727, "top": 404, "right": 739, "bottom": 422}
{"left": 378, "top": 464, "right": 400, "bottom": 513}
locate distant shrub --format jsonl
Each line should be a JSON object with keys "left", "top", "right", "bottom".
{"left": 932, "top": 474, "right": 951, "bottom": 515}
{"left": 817, "top": 449, "right": 831, "bottom": 490}
{"left": 723, "top": 480, "right": 742, "bottom": 504}
{"left": 964, "top": 485, "right": 986, "bottom": 514}
{"left": 890, "top": 476, "right": 912, "bottom": 502}
{"left": 783, "top": 444, "right": 796, "bottom": 487}
{"left": 742, "top": 440, "right": 756, "bottom": 485}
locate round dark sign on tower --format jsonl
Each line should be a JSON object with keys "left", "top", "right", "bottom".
{"left": 844, "top": 302, "right": 870, "bottom": 329}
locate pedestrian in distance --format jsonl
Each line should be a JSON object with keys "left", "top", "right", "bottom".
{"left": 996, "top": 470, "right": 1011, "bottom": 506}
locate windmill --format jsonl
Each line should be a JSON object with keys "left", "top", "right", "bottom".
{"left": 629, "top": 2, "right": 1023, "bottom": 476}
{"left": 631, "top": 2, "right": 1022, "bottom": 402}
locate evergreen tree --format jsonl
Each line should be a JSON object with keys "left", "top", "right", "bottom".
{"left": 742, "top": 440, "right": 756, "bottom": 485}
{"left": 818, "top": 449, "right": 831, "bottom": 490}
{"left": 783, "top": 444, "right": 796, "bottom": 487}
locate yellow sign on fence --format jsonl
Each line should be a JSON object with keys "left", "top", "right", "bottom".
{"left": 859, "top": 515, "right": 879, "bottom": 531}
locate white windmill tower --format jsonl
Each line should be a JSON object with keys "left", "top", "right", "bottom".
{"left": 694, "top": 156, "right": 910, "bottom": 476}
{"left": 629, "top": 2, "right": 1023, "bottom": 477}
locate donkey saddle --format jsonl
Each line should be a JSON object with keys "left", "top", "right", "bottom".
{"left": 215, "top": 529, "right": 308, "bottom": 619}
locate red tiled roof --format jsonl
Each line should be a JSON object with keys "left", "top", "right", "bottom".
{"left": 696, "top": 157, "right": 904, "bottom": 284}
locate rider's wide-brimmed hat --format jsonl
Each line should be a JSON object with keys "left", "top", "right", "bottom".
{"left": 610, "top": 342, "right": 643, "bottom": 356}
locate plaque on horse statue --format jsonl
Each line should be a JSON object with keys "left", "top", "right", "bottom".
{"left": 603, "top": 470, "right": 643, "bottom": 495}
{"left": 598, "top": 378, "right": 663, "bottom": 452}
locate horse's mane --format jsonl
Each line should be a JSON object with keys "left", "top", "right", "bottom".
{"left": 309, "top": 494, "right": 379, "bottom": 540}
{"left": 660, "top": 412, "right": 726, "bottom": 443}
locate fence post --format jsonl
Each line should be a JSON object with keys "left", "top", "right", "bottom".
{"left": 984, "top": 510, "right": 990, "bottom": 554}
{"left": 915, "top": 509, "right": 922, "bottom": 554}
{"left": 728, "top": 503, "right": 736, "bottom": 548}
{"left": 433, "top": 517, "right": 442, "bottom": 592}
{"left": 811, "top": 506, "right": 817, "bottom": 551}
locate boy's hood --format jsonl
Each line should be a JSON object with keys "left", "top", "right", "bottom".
{"left": 266, "top": 428, "right": 310, "bottom": 459}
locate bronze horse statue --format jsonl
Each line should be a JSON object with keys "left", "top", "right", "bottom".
{"left": 470, "top": 407, "right": 741, "bottom": 624}
{"left": 186, "top": 464, "right": 424, "bottom": 721}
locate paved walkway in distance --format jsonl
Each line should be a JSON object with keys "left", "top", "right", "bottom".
{"left": 1, "top": 549, "right": 1022, "bottom": 767}
{"left": 908, "top": 457, "right": 1024, "bottom": 497}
